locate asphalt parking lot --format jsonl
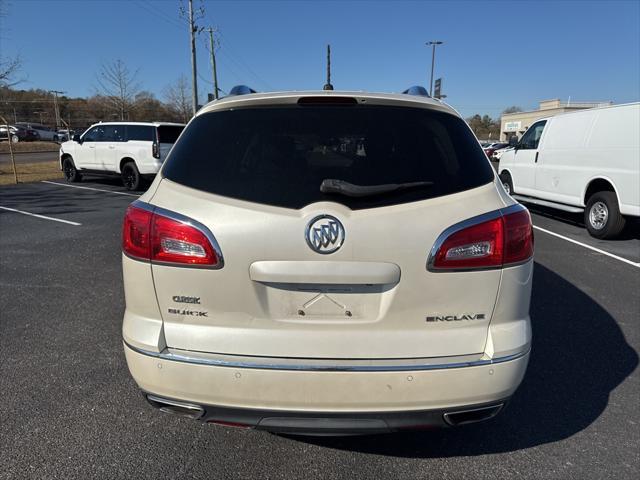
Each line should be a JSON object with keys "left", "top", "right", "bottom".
{"left": 0, "top": 177, "right": 638, "bottom": 479}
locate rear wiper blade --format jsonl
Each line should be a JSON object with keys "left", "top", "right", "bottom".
{"left": 320, "top": 178, "right": 433, "bottom": 198}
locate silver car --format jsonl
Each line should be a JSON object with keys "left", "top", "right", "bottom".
{"left": 122, "top": 86, "right": 534, "bottom": 435}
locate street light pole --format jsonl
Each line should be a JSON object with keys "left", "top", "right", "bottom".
{"left": 426, "top": 40, "right": 443, "bottom": 97}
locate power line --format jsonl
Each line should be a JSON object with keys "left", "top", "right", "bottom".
{"left": 216, "top": 31, "right": 275, "bottom": 90}
{"left": 132, "top": 0, "right": 186, "bottom": 30}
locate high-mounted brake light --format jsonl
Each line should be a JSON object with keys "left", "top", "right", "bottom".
{"left": 122, "top": 203, "right": 222, "bottom": 268}
{"left": 297, "top": 96, "right": 358, "bottom": 105}
{"left": 428, "top": 206, "right": 533, "bottom": 271}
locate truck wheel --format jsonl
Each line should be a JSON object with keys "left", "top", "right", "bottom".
{"left": 62, "top": 157, "right": 82, "bottom": 183}
{"left": 500, "top": 172, "right": 514, "bottom": 195}
{"left": 585, "top": 191, "right": 625, "bottom": 239}
{"left": 121, "top": 161, "right": 141, "bottom": 191}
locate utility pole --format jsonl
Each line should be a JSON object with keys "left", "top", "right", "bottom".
{"left": 323, "top": 44, "right": 333, "bottom": 91}
{"left": 187, "top": 0, "right": 199, "bottom": 114}
{"left": 425, "top": 41, "right": 443, "bottom": 97}
{"left": 49, "top": 90, "right": 65, "bottom": 129}
{"left": 207, "top": 27, "right": 219, "bottom": 100}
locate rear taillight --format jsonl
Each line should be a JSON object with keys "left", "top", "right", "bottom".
{"left": 152, "top": 142, "right": 160, "bottom": 159}
{"left": 428, "top": 206, "right": 533, "bottom": 271}
{"left": 122, "top": 203, "right": 222, "bottom": 268}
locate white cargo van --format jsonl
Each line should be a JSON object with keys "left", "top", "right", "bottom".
{"left": 498, "top": 103, "right": 640, "bottom": 238}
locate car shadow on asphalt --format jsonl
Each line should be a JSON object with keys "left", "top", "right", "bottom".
{"left": 529, "top": 205, "right": 640, "bottom": 241}
{"left": 289, "top": 262, "right": 639, "bottom": 457}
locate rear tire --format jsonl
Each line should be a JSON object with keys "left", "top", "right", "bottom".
{"left": 62, "top": 157, "right": 82, "bottom": 183}
{"left": 585, "top": 191, "right": 625, "bottom": 239}
{"left": 121, "top": 161, "right": 141, "bottom": 191}
{"left": 500, "top": 172, "right": 514, "bottom": 195}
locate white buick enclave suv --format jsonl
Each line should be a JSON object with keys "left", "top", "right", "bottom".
{"left": 122, "top": 86, "right": 534, "bottom": 435}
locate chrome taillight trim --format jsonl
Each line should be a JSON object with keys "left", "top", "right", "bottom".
{"left": 426, "top": 203, "right": 531, "bottom": 272}
{"left": 125, "top": 200, "right": 225, "bottom": 269}
{"left": 125, "top": 340, "right": 530, "bottom": 372}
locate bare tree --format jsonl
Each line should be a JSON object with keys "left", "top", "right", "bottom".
{"left": 0, "top": 56, "right": 21, "bottom": 87}
{"left": 163, "top": 75, "right": 192, "bottom": 123}
{"left": 502, "top": 106, "right": 523, "bottom": 115}
{"left": 96, "top": 59, "right": 141, "bottom": 120}
{"left": 0, "top": 1, "right": 22, "bottom": 86}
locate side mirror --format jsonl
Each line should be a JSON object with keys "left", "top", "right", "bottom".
{"left": 508, "top": 136, "right": 518, "bottom": 148}
{"left": 73, "top": 134, "right": 82, "bottom": 143}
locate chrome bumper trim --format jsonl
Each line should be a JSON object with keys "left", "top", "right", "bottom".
{"left": 124, "top": 341, "right": 530, "bottom": 372}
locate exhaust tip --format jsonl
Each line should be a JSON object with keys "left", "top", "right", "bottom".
{"left": 146, "top": 394, "right": 204, "bottom": 420}
{"left": 443, "top": 403, "right": 504, "bottom": 426}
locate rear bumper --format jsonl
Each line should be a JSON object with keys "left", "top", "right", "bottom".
{"left": 124, "top": 342, "right": 529, "bottom": 433}
{"left": 145, "top": 393, "right": 509, "bottom": 434}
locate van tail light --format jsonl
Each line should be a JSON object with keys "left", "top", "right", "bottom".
{"left": 122, "top": 203, "right": 222, "bottom": 268}
{"left": 152, "top": 142, "right": 160, "bottom": 159}
{"left": 428, "top": 206, "right": 533, "bottom": 271}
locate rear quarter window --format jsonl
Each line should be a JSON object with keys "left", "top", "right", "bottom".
{"left": 162, "top": 105, "right": 494, "bottom": 210}
{"left": 157, "top": 125, "right": 184, "bottom": 144}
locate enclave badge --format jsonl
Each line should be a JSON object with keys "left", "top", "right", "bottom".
{"left": 426, "top": 313, "right": 486, "bottom": 322}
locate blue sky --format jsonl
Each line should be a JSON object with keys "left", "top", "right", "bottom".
{"left": 2, "top": 0, "right": 639, "bottom": 118}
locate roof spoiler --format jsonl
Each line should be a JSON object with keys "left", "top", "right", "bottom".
{"left": 402, "top": 86, "right": 430, "bottom": 97}
{"left": 228, "top": 85, "right": 257, "bottom": 96}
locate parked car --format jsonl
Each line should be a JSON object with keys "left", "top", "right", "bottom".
{"left": 0, "top": 124, "right": 39, "bottom": 143}
{"left": 499, "top": 102, "right": 640, "bottom": 239}
{"left": 122, "top": 85, "right": 534, "bottom": 435}
{"left": 483, "top": 142, "right": 509, "bottom": 160}
{"left": 14, "top": 122, "right": 59, "bottom": 141}
{"left": 56, "top": 129, "right": 75, "bottom": 142}
{"left": 493, "top": 145, "right": 514, "bottom": 161}
{"left": 59, "top": 121, "right": 185, "bottom": 190}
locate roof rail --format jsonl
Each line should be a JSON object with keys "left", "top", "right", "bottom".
{"left": 228, "top": 85, "right": 257, "bottom": 96}
{"left": 402, "top": 86, "right": 430, "bottom": 97}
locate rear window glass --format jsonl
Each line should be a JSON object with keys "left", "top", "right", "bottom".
{"left": 162, "top": 106, "right": 494, "bottom": 210}
{"left": 126, "top": 125, "right": 154, "bottom": 141}
{"left": 157, "top": 125, "right": 184, "bottom": 144}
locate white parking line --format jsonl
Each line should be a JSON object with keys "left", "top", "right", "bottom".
{"left": 533, "top": 225, "right": 640, "bottom": 268}
{"left": 41, "top": 181, "right": 139, "bottom": 197}
{"left": 0, "top": 206, "right": 81, "bottom": 226}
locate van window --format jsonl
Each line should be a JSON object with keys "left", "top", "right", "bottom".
{"left": 162, "top": 106, "right": 495, "bottom": 210}
{"left": 519, "top": 121, "right": 546, "bottom": 150}
{"left": 126, "top": 125, "right": 155, "bottom": 141}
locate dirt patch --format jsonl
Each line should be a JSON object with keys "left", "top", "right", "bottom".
{"left": 0, "top": 160, "right": 62, "bottom": 185}
{"left": 0, "top": 141, "right": 60, "bottom": 154}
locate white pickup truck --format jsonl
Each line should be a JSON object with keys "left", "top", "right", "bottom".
{"left": 59, "top": 122, "right": 185, "bottom": 190}
{"left": 498, "top": 103, "right": 640, "bottom": 239}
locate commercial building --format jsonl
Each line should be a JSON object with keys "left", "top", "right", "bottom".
{"left": 500, "top": 99, "right": 611, "bottom": 141}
